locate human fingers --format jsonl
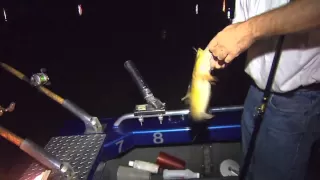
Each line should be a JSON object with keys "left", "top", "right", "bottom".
{"left": 212, "top": 60, "right": 222, "bottom": 69}
{"left": 214, "top": 61, "right": 226, "bottom": 69}
{"left": 224, "top": 53, "right": 237, "bottom": 64}
{"left": 208, "top": 39, "right": 228, "bottom": 61}
{"left": 210, "top": 55, "right": 225, "bottom": 69}
{"left": 215, "top": 45, "right": 228, "bottom": 61}
{"left": 207, "top": 37, "right": 218, "bottom": 50}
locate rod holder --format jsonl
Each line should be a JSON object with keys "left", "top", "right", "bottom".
{"left": 0, "top": 125, "right": 75, "bottom": 180}
{"left": 124, "top": 60, "right": 165, "bottom": 110}
{"left": 62, "top": 100, "right": 103, "bottom": 134}
{"left": 20, "top": 139, "right": 75, "bottom": 180}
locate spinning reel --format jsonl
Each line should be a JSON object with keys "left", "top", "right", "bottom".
{"left": 30, "top": 68, "right": 51, "bottom": 87}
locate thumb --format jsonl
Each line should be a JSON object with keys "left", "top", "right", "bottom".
{"left": 206, "top": 38, "right": 218, "bottom": 52}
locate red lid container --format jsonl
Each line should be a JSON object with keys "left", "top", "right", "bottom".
{"left": 156, "top": 152, "right": 186, "bottom": 170}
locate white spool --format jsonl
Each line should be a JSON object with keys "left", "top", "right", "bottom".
{"left": 220, "top": 159, "right": 240, "bottom": 177}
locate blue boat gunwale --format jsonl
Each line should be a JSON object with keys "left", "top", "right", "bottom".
{"left": 58, "top": 105, "right": 243, "bottom": 161}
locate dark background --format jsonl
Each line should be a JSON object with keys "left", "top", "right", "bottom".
{"left": 0, "top": 0, "right": 250, "bottom": 179}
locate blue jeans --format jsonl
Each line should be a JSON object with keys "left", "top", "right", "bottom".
{"left": 241, "top": 85, "right": 320, "bottom": 180}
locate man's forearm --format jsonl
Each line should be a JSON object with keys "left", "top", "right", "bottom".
{"left": 245, "top": 0, "right": 320, "bottom": 40}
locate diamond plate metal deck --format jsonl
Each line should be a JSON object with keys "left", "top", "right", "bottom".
{"left": 19, "top": 134, "right": 106, "bottom": 180}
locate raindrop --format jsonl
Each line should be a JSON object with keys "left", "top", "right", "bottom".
{"left": 195, "top": 4, "right": 198, "bottom": 15}
{"left": 3, "top": 8, "right": 7, "bottom": 22}
{"left": 161, "top": 29, "right": 167, "bottom": 40}
{"left": 78, "top": 4, "right": 83, "bottom": 16}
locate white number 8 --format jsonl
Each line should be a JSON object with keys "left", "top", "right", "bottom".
{"left": 153, "top": 132, "right": 164, "bottom": 144}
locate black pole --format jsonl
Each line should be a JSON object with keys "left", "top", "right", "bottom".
{"left": 238, "top": 35, "right": 285, "bottom": 180}
{"left": 124, "top": 60, "right": 165, "bottom": 110}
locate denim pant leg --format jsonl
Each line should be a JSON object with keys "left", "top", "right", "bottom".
{"left": 241, "top": 85, "right": 320, "bottom": 180}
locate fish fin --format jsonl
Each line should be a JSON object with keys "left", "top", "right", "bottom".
{"left": 191, "top": 111, "right": 214, "bottom": 121}
{"left": 196, "top": 48, "right": 204, "bottom": 60}
{"left": 200, "top": 73, "right": 218, "bottom": 85}
{"left": 209, "top": 76, "right": 219, "bottom": 85}
{"left": 181, "top": 92, "right": 190, "bottom": 105}
{"left": 202, "top": 112, "right": 214, "bottom": 120}
{"left": 192, "top": 47, "right": 198, "bottom": 54}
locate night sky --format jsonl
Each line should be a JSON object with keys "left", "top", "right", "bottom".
{"left": 0, "top": 0, "right": 250, "bottom": 179}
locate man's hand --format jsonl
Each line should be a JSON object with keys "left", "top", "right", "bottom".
{"left": 207, "top": 0, "right": 320, "bottom": 69}
{"left": 207, "top": 22, "right": 256, "bottom": 69}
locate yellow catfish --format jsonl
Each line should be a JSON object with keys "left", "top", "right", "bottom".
{"left": 181, "top": 48, "right": 218, "bottom": 121}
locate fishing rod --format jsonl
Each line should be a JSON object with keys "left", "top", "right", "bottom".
{"left": 238, "top": 35, "right": 285, "bottom": 180}
{"left": 0, "top": 62, "right": 103, "bottom": 134}
{"left": 0, "top": 101, "right": 74, "bottom": 179}
{"left": 0, "top": 125, "right": 75, "bottom": 179}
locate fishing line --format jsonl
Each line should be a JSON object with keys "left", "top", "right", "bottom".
{"left": 238, "top": 34, "right": 285, "bottom": 180}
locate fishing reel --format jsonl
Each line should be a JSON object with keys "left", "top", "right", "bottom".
{"left": 0, "top": 102, "right": 15, "bottom": 116}
{"left": 30, "top": 68, "right": 51, "bottom": 87}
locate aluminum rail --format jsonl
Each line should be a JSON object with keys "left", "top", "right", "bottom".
{"left": 113, "top": 105, "right": 244, "bottom": 127}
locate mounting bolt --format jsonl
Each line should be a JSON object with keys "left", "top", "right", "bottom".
{"left": 138, "top": 116, "right": 144, "bottom": 126}
{"left": 158, "top": 115, "right": 163, "bottom": 124}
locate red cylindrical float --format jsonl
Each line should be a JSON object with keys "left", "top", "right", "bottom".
{"left": 156, "top": 152, "right": 186, "bottom": 170}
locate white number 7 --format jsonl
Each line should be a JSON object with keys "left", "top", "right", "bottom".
{"left": 116, "top": 140, "right": 124, "bottom": 153}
